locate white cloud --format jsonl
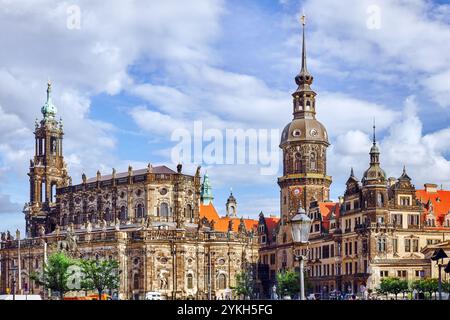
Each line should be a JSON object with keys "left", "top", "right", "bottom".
{"left": 298, "top": 0, "right": 450, "bottom": 107}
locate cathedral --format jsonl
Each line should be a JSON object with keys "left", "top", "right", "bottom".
{"left": 258, "top": 18, "right": 450, "bottom": 298}
{"left": 0, "top": 83, "right": 259, "bottom": 300}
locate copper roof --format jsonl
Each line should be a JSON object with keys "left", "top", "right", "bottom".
{"left": 85, "top": 165, "right": 176, "bottom": 183}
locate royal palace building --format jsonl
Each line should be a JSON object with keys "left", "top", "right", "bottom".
{"left": 0, "top": 83, "right": 259, "bottom": 300}
{"left": 258, "top": 19, "right": 450, "bottom": 298}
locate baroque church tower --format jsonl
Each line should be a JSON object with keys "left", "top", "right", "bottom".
{"left": 25, "top": 82, "right": 70, "bottom": 237}
{"left": 360, "top": 124, "right": 389, "bottom": 223}
{"left": 278, "top": 16, "right": 332, "bottom": 225}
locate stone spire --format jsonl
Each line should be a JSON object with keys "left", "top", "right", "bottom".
{"left": 41, "top": 81, "right": 58, "bottom": 119}
{"left": 362, "top": 121, "right": 386, "bottom": 184}
{"left": 293, "top": 14, "right": 317, "bottom": 120}
{"left": 295, "top": 15, "right": 313, "bottom": 88}
{"left": 369, "top": 120, "right": 380, "bottom": 165}
{"left": 200, "top": 172, "right": 214, "bottom": 205}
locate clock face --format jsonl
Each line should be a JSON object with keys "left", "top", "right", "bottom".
{"left": 294, "top": 189, "right": 300, "bottom": 195}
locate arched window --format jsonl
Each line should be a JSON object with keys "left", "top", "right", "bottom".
{"left": 377, "top": 193, "right": 384, "bottom": 207}
{"left": 105, "top": 208, "right": 111, "bottom": 221}
{"left": 133, "top": 274, "right": 140, "bottom": 290}
{"left": 41, "top": 182, "right": 46, "bottom": 203}
{"left": 62, "top": 215, "right": 68, "bottom": 226}
{"left": 51, "top": 184, "right": 57, "bottom": 203}
{"left": 92, "top": 212, "right": 98, "bottom": 224}
{"left": 217, "top": 274, "right": 226, "bottom": 290}
{"left": 310, "top": 152, "right": 317, "bottom": 171}
{"left": 294, "top": 153, "right": 302, "bottom": 173}
{"left": 120, "top": 206, "right": 127, "bottom": 221}
{"left": 186, "top": 204, "right": 193, "bottom": 221}
{"left": 135, "top": 204, "right": 144, "bottom": 218}
{"left": 75, "top": 212, "right": 82, "bottom": 225}
{"left": 306, "top": 100, "right": 311, "bottom": 111}
{"left": 187, "top": 273, "right": 194, "bottom": 289}
{"left": 160, "top": 203, "right": 169, "bottom": 218}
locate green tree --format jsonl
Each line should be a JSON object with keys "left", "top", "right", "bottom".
{"left": 233, "top": 270, "right": 254, "bottom": 299}
{"left": 31, "top": 252, "right": 77, "bottom": 300}
{"left": 423, "top": 278, "right": 439, "bottom": 300}
{"left": 378, "top": 277, "right": 408, "bottom": 299}
{"left": 276, "top": 270, "right": 299, "bottom": 299}
{"left": 80, "top": 259, "right": 120, "bottom": 300}
{"left": 412, "top": 278, "right": 439, "bottom": 300}
{"left": 442, "top": 280, "right": 450, "bottom": 300}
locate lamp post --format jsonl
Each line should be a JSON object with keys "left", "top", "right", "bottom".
{"left": 290, "top": 207, "right": 312, "bottom": 301}
{"left": 431, "top": 248, "right": 448, "bottom": 300}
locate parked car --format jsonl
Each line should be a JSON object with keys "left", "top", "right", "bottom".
{"left": 145, "top": 291, "right": 162, "bottom": 300}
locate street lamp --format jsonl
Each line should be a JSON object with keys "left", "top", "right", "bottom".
{"left": 431, "top": 248, "right": 448, "bottom": 300}
{"left": 290, "top": 207, "right": 312, "bottom": 300}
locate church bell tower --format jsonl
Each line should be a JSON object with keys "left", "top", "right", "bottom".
{"left": 278, "top": 16, "right": 332, "bottom": 225}
{"left": 25, "top": 82, "right": 70, "bottom": 237}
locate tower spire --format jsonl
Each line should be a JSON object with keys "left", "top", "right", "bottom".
{"left": 301, "top": 14, "right": 307, "bottom": 74}
{"left": 295, "top": 14, "right": 313, "bottom": 88}
{"left": 373, "top": 118, "right": 376, "bottom": 145}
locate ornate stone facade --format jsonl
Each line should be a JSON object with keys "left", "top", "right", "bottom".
{"left": 0, "top": 84, "right": 259, "bottom": 300}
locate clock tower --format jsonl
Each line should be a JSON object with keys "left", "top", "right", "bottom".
{"left": 278, "top": 16, "right": 332, "bottom": 226}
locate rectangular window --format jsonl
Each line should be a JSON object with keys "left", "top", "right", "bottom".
{"left": 363, "top": 260, "right": 368, "bottom": 273}
{"left": 349, "top": 242, "right": 353, "bottom": 255}
{"left": 380, "top": 270, "right": 388, "bottom": 277}
{"left": 397, "top": 270, "right": 407, "bottom": 278}
{"left": 354, "top": 262, "right": 358, "bottom": 274}
{"left": 400, "top": 196, "right": 411, "bottom": 206}
{"left": 322, "top": 245, "right": 330, "bottom": 259}
{"left": 393, "top": 238, "right": 398, "bottom": 254}
{"left": 412, "top": 239, "right": 419, "bottom": 252}
{"left": 354, "top": 241, "right": 358, "bottom": 254}
{"left": 392, "top": 214, "right": 403, "bottom": 227}
{"left": 270, "top": 254, "right": 275, "bottom": 265}
{"left": 345, "top": 242, "right": 348, "bottom": 256}
{"left": 405, "top": 239, "right": 411, "bottom": 252}
{"left": 330, "top": 244, "right": 335, "bottom": 257}
{"left": 408, "top": 214, "right": 419, "bottom": 227}
{"left": 377, "top": 238, "right": 386, "bottom": 252}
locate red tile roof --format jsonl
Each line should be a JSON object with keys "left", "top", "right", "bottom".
{"left": 264, "top": 217, "right": 280, "bottom": 236}
{"left": 416, "top": 189, "right": 450, "bottom": 227}
{"left": 318, "top": 202, "right": 340, "bottom": 230}
{"left": 199, "top": 203, "right": 258, "bottom": 233}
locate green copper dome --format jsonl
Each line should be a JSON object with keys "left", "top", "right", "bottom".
{"left": 41, "top": 82, "right": 57, "bottom": 119}
{"left": 200, "top": 172, "right": 214, "bottom": 205}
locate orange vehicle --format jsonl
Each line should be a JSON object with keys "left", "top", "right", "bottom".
{"left": 64, "top": 293, "right": 111, "bottom": 300}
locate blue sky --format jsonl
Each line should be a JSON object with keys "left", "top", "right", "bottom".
{"left": 1, "top": 0, "right": 450, "bottom": 233}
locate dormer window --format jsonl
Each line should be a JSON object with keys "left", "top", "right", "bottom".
{"left": 399, "top": 196, "right": 411, "bottom": 206}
